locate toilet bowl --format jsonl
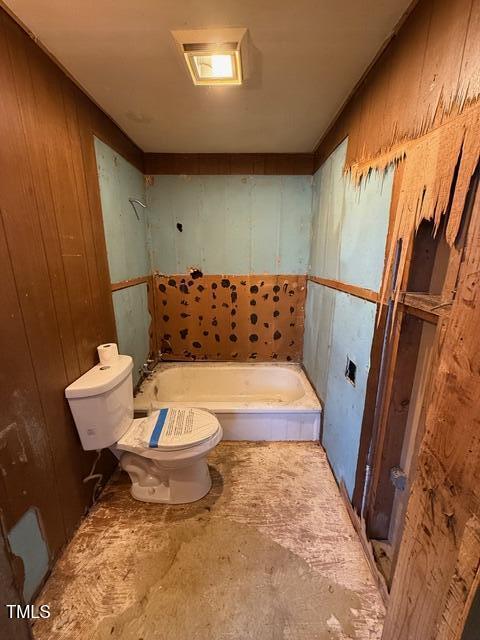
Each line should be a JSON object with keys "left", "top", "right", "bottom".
{"left": 65, "top": 351, "right": 222, "bottom": 504}
{"left": 116, "top": 408, "right": 222, "bottom": 503}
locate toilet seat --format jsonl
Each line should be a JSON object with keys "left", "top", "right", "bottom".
{"left": 117, "top": 407, "right": 221, "bottom": 456}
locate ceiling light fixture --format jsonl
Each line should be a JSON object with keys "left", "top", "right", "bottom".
{"left": 172, "top": 28, "right": 247, "bottom": 86}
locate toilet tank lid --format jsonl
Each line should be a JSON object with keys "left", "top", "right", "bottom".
{"left": 65, "top": 355, "right": 133, "bottom": 399}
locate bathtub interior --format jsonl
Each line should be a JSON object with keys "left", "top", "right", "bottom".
{"left": 135, "top": 363, "right": 321, "bottom": 412}
{"left": 145, "top": 364, "right": 303, "bottom": 401}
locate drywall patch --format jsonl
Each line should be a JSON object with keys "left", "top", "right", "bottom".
{"left": 8, "top": 508, "right": 49, "bottom": 602}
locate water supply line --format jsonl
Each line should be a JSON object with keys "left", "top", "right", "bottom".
{"left": 83, "top": 449, "right": 103, "bottom": 505}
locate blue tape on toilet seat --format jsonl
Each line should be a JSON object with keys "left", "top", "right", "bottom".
{"left": 149, "top": 408, "right": 168, "bottom": 448}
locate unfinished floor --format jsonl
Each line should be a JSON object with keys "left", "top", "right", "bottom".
{"left": 33, "top": 443, "right": 384, "bottom": 640}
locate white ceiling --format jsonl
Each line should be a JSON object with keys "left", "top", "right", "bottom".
{"left": 5, "top": 0, "right": 412, "bottom": 153}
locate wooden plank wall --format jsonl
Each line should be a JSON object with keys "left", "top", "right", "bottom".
{"left": 0, "top": 6, "right": 143, "bottom": 601}
{"left": 311, "top": 0, "right": 480, "bottom": 637}
{"left": 315, "top": 0, "right": 480, "bottom": 171}
{"left": 383, "top": 177, "right": 480, "bottom": 639}
{"left": 144, "top": 153, "right": 314, "bottom": 175}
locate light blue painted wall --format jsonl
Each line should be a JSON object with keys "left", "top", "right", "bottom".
{"left": 321, "top": 291, "right": 377, "bottom": 496}
{"left": 8, "top": 508, "right": 49, "bottom": 602}
{"left": 303, "top": 281, "right": 335, "bottom": 401}
{"left": 309, "top": 138, "right": 393, "bottom": 291}
{"left": 147, "top": 175, "right": 313, "bottom": 274}
{"left": 304, "top": 281, "right": 378, "bottom": 496}
{"left": 95, "top": 137, "right": 149, "bottom": 282}
{"left": 112, "top": 285, "right": 150, "bottom": 386}
{"left": 95, "top": 138, "right": 150, "bottom": 376}
{"left": 304, "top": 138, "right": 393, "bottom": 498}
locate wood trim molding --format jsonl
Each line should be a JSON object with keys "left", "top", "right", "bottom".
{"left": 307, "top": 275, "right": 379, "bottom": 304}
{"left": 111, "top": 275, "right": 150, "bottom": 291}
{"left": 144, "top": 153, "right": 315, "bottom": 176}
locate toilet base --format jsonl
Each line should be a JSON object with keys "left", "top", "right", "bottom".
{"left": 120, "top": 452, "right": 213, "bottom": 504}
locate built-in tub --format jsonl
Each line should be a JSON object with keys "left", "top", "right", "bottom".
{"left": 134, "top": 363, "right": 322, "bottom": 441}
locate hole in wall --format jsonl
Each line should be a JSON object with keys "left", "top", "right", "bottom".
{"left": 407, "top": 216, "right": 450, "bottom": 295}
{"left": 345, "top": 357, "right": 357, "bottom": 386}
{"left": 176, "top": 222, "right": 183, "bottom": 232}
{"left": 189, "top": 267, "right": 203, "bottom": 279}
{"left": 7, "top": 508, "right": 49, "bottom": 603}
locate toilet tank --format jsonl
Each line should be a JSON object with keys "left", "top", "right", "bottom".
{"left": 65, "top": 355, "right": 134, "bottom": 450}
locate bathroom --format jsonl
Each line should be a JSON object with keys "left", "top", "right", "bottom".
{"left": 1, "top": 1, "right": 480, "bottom": 639}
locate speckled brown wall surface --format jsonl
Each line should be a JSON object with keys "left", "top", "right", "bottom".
{"left": 154, "top": 274, "right": 306, "bottom": 362}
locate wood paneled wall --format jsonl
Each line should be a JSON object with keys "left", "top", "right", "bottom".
{"left": 144, "top": 153, "right": 314, "bottom": 175}
{"left": 315, "top": 0, "right": 480, "bottom": 171}
{"left": 311, "top": 0, "right": 480, "bottom": 637}
{"left": 383, "top": 176, "right": 480, "bottom": 640}
{"left": 0, "top": 6, "right": 143, "bottom": 600}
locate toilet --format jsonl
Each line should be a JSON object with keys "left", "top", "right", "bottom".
{"left": 65, "top": 354, "right": 222, "bottom": 504}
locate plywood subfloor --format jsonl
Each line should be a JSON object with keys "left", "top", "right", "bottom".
{"left": 33, "top": 443, "right": 384, "bottom": 640}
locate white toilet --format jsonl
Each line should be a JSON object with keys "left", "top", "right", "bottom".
{"left": 65, "top": 354, "right": 222, "bottom": 504}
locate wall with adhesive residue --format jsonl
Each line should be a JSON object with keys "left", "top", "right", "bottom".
{"left": 155, "top": 274, "right": 306, "bottom": 362}
{"left": 304, "top": 139, "right": 393, "bottom": 497}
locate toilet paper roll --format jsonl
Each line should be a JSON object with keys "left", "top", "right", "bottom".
{"left": 97, "top": 343, "right": 119, "bottom": 365}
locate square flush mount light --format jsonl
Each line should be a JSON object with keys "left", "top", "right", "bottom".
{"left": 172, "top": 28, "right": 247, "bottom": 86}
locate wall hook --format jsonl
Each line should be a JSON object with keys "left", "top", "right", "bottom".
{"left": 129, "top": 198, "right": 146, "bottom": 220}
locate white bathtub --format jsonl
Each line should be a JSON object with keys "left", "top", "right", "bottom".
{"left": 134, "top": 363, "right": 322, "bottom": 441}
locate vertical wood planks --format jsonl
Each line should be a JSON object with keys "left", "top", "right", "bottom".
{"left": 316, "top": 0, "right": 480, "bottom": 168}
{"left": 382, "top": 176, "right": 480, "bottom": 640}
{"left": 0, "top": 6, "right": 142, "bottom": 590}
